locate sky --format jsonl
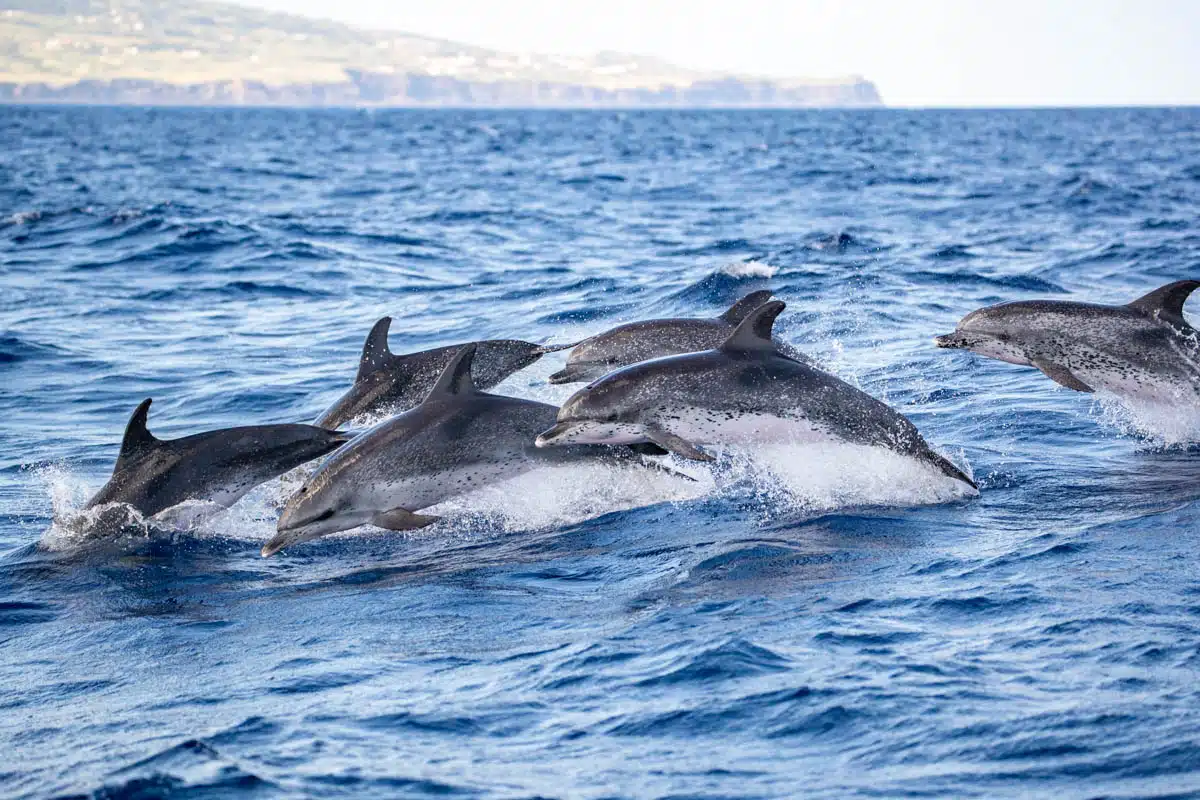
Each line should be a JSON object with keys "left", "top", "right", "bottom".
{"left": 239, "top": 0, "right": 1200, "bottom": 106}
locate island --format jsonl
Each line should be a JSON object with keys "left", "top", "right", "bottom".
{"left": 0, "top": 0, "right": 883, "bottom": 108}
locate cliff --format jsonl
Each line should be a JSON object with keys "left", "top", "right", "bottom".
{"left": 0, "top": 0, "right": 884, "bottom": 108}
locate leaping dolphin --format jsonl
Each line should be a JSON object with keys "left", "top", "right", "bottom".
{"left": 536, "top": 300, "right": 976, "bottom": 490}
{"left": 548, "top": 290, "right": 811, "bottom": 384}
{"left": 316, "top": 316, "right": 573, "bottom": 429}
{"left": 265, "top": 344, "right": 681, "bottom": 557}
{"left": 86, "top": 399, "right": 350, "bottom": 520}
{"left": 935, "top": 279, "right": 1200, "bottom": 401}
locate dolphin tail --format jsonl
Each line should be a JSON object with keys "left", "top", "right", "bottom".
{"left": 919, "top": 449, "right": 978, "bottom": 490}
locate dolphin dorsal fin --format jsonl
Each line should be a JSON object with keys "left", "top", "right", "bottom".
{"left": 719, "top": 289, "right": 775, "bottom": 324}
{"left": 357, "top": 317, "right": 394, "bottom": 379}
{"left": 1128, "top": 280, "right": 1200, "bottom": 328}
{"left": 117, "top": 398, "right": 159, "bottom": 465}
{"left": 720, "top": 300, "right": 785, "bottom": 354}
{"left": 428, "top": 343, "right": 478, "bottom": 398}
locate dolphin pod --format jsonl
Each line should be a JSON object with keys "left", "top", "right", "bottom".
{"left": 548, "top": 289, "right": 812, "bottom": 384}
{"left": 75, "top": 281, "right": 1197, "bottom": 556}
{"left": 537, "top": 301, "right": 977, "bottom": 489}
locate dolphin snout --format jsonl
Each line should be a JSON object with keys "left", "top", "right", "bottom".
{"left": 934, "top": 332, "right": 968, "bottom": 349}
{"left": 261, "top": 534, "right": 290, "bottom": 558}
{"left": 535, "top": 422, "right": 574, "bottom": 448}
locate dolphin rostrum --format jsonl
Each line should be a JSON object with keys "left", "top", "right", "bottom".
{"left": 935, "top": 280, "right": 1200, "bottom": 401}
{"left": 315, "top": 316, "right": 574, "bottom": 429}
{"left": 86, "top": 398, "right": 350, "bottom": 520}
{"left": 266, "top": 344, "right": 680, "bottom": 557}
{"left": 536, "top": 300, "right": 976, "bottom": 489}
{"left": 548, "top": 290, "right": 811, "bottom": 384}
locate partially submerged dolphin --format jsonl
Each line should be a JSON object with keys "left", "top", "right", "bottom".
{"left": 86, "top": 398, "right": 349, "bottom": 520}
{"left": 316, "top": 316, "right": 573, "bottom": 429}
{"left": 265, "top": 344, "right": 680, "bottom": 557}
{"left": 935, "top": 280, "right": 1200, "bottom": 400}
{"left": 548, "top": 290, "right": 810, "bottom": 384}
{"left": 536, "top": 301, "right": 976, "bottom": 489}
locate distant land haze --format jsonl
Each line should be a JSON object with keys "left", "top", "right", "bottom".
{"left": 0, "top": 0, "right": 882, "bottom": 107}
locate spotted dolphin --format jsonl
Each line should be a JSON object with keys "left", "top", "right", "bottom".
{"left": 536, "top": 301, "right": 976, "bottom": 489}
{"left": 548, "top": 290, "right": 811, "bottom": 384}
{"left": 265, "top": 344, "right": 680, "bottom": 557}
{"left": 86, "top": 398, "right": 350, "bottom": 520}
{"left": 316, "top": 316, "right": 573, "bottom": 429}
{"left": 935, "top": 280, "right": 1200, "bottom": 401}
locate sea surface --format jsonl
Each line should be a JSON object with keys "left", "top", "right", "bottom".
{"left": 2, "top": 106, "right": 1200, "bottom": 799}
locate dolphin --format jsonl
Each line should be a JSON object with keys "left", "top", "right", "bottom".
{"left": 265, "top": 344, "right": 681, "bottom": 557}
{"left": 86, "top": 398, "right": 350, "bottom": 520}
{"left": 934, "top": 280, "right": 1200, "bottom": 401}
{"left": 315, "top": 316, "right": 573, "bottom": 429}
{"left": 536, "top": 300, "right": 976, "bottom": 489}
{"left": 548, "top": 290, "right": 811, "bottom": 384}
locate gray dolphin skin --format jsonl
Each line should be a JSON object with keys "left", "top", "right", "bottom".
{"left": 537, "top": 300, "right": 976, "bottom": 489}
{"left": 548, "top": 289, "right": 810, "bottom": 384}
{"left": 935, "top": 280, "right": 1200, "bottom": 400}
{"left": 315, "top": 316, "right": 574, "bottom": 429}
{"left": 266, "top": 344, "right": 676, "bottom": 557}
{"left": 86, "top": 398, "right": 350, "bottom": 519}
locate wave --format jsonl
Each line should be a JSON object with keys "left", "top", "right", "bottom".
{"left": 667, "top": 260, "right": 782, "bottom": 308}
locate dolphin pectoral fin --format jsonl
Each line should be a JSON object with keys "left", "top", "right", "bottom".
{"left": 371, "top": 508, "right": 440, "bottom": 531}
{"left": 643, "top": 427, "right": 715, "bottom": 462}
{"left": 1031, "top": 358, "right": 1094, "bottom": 393}
{"left": 627, "top": 442, "right": 670, "bottom": 457}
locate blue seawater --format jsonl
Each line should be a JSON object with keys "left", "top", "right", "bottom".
{"left": 2, "top": 106, "right": 1200, "bottom": 798}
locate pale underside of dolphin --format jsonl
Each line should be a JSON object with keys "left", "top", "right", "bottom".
{"left": 549, "top": 289, "right": 812, "bottom": 385}
{"left": 537, "top": 300, "right": 977, "bottom": 490}
{"left": 315, "top": 316, "right": 574, "bottom": 430}
{"left": 935, "top": 279, "right": 1200, "bottom": 401}
{"left": 265, "top": 343, "right": 682, "bottom": 556}
{"left": 86, "top": 398, "right": 350, "bottom": 521}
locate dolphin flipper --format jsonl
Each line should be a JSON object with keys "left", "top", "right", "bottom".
{"left": 372, "top": 508, "right": 440, "bottom": 531}
{"left": 917, "top": 449, "right": 978, "bottom": 490}
{"left": 1031, "top": 358, "right": 1094, "bottom": 393}
{"left": 644, "top": 426, "right": 716, "bottom": 462}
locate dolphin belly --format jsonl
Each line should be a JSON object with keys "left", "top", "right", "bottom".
{"left": 654, "top": 408, "right": 835, "bottom": 447}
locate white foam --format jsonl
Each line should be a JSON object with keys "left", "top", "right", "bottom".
{"left": 33, "top": 442, "right": 975, "bottom": 553}
{"left": 1093, "top": 392, "right": 1200, "bottom": 448}
{"left": 426, "top": 460, "right": 712, "bottom": 533}
{"left": 720, "top": 259, "right": 778, "bottom": 279}
{"left": 712, "top": 442, "right": 976, "bottom": 520}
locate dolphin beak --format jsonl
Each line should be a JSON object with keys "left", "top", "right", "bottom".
{"left": 535, "top": 341, "right": 580, "bottom": 355}
{"left": 548, "top": 363, "right": 609, "bottom": 384}
{"left": 934, "top": 332, "right": 966, "bottom": 349}
{"left": 263, "top": 505, "right": 317, "bottom": 557}
{"left": 261, "top": 534, "right": 290, "bottom": 558}
{"left": 535, "top": 421, "right": 574, "bottom": 448}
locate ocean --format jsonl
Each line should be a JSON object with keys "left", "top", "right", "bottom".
{"left": 2, "top": 106, "right": 1199, "bottom": 798}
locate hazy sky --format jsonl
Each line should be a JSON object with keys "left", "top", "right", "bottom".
{"left": 240, "top": 0, "right": 1199, "bottom": 106}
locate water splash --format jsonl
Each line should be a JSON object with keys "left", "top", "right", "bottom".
{"left": 720, "top": 259, "right": 778, "bottom": 279}
{"left": 1093, "top": 392, "right": 1200, "bottom": 448}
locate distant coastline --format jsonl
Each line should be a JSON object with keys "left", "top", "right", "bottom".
{"left": 1, "top": 1, "right": 882, "bottom": 109}
{"left": 0, "top": 72, "right": 884, "bottom": 108}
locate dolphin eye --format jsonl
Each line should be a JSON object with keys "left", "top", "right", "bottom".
{"left": 313, "top": 509, "right": 335, "bottom": 522}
